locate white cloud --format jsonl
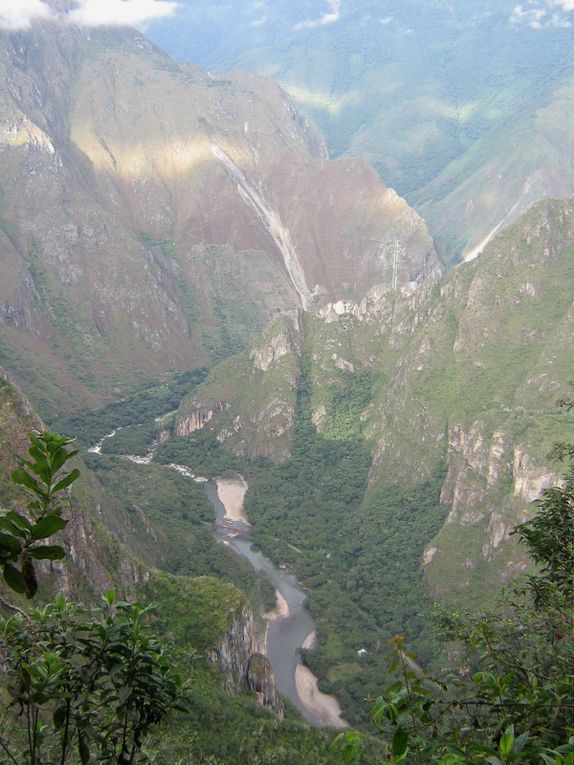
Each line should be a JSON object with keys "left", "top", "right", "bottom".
{"left": 551, "top": 0, "right": 574, "bottom": 10}
{"left": 379, "top": 16, "right": 394, "bottom": 25}
{"left": 250, "top": 16, "right": 267, "bottom": 28}
{"left": 0, "top": 0, "right": 180, "bottom": 30}
{"left": 510, "top": 1, "right": 573, "bottom": 26}
{"left": 68, "top": 0, "right": 179, "bottom": 27}
{"left": 0, "top": 0, "right": 52, "bottom": 30}
{"left": 509, "top": 4, "right": 547, "bottom": 27}
{"left": 293, "top": 12, "right": 339, "bottom": 31}
{"left": 293, "top": 0, "right": 340, "bottom": 31}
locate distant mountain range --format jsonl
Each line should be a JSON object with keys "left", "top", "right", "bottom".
{"left": 147, "top": 0, "right": 574, "bottom": 263}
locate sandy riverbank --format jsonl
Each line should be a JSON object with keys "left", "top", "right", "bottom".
{"left": 216, "top": 477, "right": 249, "bottom": 523}
{"left": 265, "top": 590, "right": 290, "bottom": 622}
{"left": 295, "top": 665, "right": 348, "bottom": 729}
{"left": 302, "top": 630, "right": 317, "bottom": 650}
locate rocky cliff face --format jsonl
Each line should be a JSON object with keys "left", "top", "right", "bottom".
{"left": 207, "top": 602, "right": 284, "bottom": 717}
{"left": 366, "top": 200, "right": 574, "bottom": 602}
{"left": 175, "top": 313, "right": 302, "bottom": 461}
{"left": 0, "top": 20, "right": 438, "bottom": 420}
{"left": 422, "top": 420, "right": 560, "bottom": 600}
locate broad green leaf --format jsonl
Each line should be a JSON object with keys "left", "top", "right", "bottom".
{"left": 11, "top": 468, "right": 45, "bottom": 497}
{"left": 28, "top": 432, "right": 44, "bottom": 451}
{"left": 52, "top": 468, "right": 80, "bottom": 494}
{"left": 5, "top": 511, "right": 32, "bottom": 530}
{"left": 0, "top": 532, "right": 21, "bottom": 557}
{"left": 51, "top": 448, "right": 78, "bottom": 474}
{"left": 0, "top": 517, "right": 27, "bottom": 537}
{"left": 30, "top": 514, "right": 67, "bottom": 540}
{"left": 22, "top": 554, "right": 37, "bottom": 598}
{"left": 514, "top": 732, "right": 530, "bottom": 753}
{"left": 28, "top": 545, "right": 66, "bottom": 561}
{"left": 118, "top": 685, "right": 133, "bottom": 704}
{"left": 3, "top": 562, "right": 26, "bottom": 594}
{"left": 53, "top": 704, "right": 68, "bottom": 730}
{"left": 499, "top": 726, "right": 515, "bottom": 758}
{"left": 392, "top": 727, "right": 408, "bottom": 759}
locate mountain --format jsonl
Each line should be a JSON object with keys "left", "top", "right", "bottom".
{"left": 146, "top": 0, "right": 574, "bottom": 262}
{"left": 152, "top": 199, "right": 574, "bottom": 715}
{"left": 1, "top": 369, "right": 366, "bottom": 763}
{"left": 0, "top": 20, "right": 436, "bottom": 420}
{"left": 191, "top": 197, "right": 574, "bottom": 598}
{"left": 1, "top": 8, "right": 572, "bottom": 733}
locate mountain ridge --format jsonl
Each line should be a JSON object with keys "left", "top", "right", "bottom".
{"left": 0, "top": 20, "right": 438, "bottom": 418}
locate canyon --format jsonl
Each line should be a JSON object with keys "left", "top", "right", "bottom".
{"left": 0, "top": 7, "right": 572, "bottom": 743}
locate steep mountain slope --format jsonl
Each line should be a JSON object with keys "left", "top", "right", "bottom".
{"left": 0, "top": 367, "right": 148, "bottom": 598}
{"left": 154, "top": 200, "right": 574, "bottom": 715}
{"left": 0, "top": 370, "right": 357, "bottom": 762}
{"left": 147, "top": 0, "right": 574, "bottom": 262}
{"left": 0, "top": 20, "right": 436, "bottom": 419}
{"left": 418, "top": 78, "right": 574, "bottom": 262}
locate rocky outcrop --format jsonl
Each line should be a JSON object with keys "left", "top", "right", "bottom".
{"left": 207, "top": 603, "right": 284, "bottom": 717}
{"left": 513, "top": 447, "right": 557, "bottom": 503}
{"left": 176, "top": 402, "right": 228, "bottom": 437}
{"left": 423, "top": 417, "right": 560, "bottom": 598}
{"left": 247, "top": 654, "right": 284, "bottom": 716}
{"left": 440, "top": 422, "right": 513, "bottom": 526}
{"left": 251, "top": 324, "right": 299, "bottom": 372}
{"left": 442, "top": 420, "right": 559, "bottom": 536}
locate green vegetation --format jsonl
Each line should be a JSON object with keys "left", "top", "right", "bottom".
{"left": 336, "top": 457, "right": 574, "bottom": 764}
{"left": 0, "top": 430, "right": 368, "bottom": 765}
{"left": 86, "top": 455, "right": 274, "bottom": 610}
{"left": 141, "top": 572, "right": 246, "bottom": 653}
{"left": 138, "top": 232, "right": 177, "bottom": 260}
{"left": 0, "top": 432, "right": 78, "bottom": 598}
{"left": 51, "top": 369, "right": 207, "bottom": 448}
{"left": 99, "top": 423, "right": 159, "bottom": 456}
{"left": 155, "top": 429, "right": 244, "bottom": 476}
{"left": 236, "top": 355, "right": 445, "bottom": 723}
{"left": 1, "top": 593, "right": 185, "bottom": 765}
{"left": 321, "top": 369, "right": 376, "bottom": 442}
{"left": 145, "top": 346, "right": 448, "bottom": 724}
{"left": 0, "top": 434, "right": 185, "bottom": 765}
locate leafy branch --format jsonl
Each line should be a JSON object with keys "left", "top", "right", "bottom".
{"left": 0, "top": 432, "right": 79, "bottom": 598}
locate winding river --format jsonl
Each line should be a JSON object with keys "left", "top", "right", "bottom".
{"left": 88, "top": 430, "right": 345, "bottom": 727}
{"left": 206, "top": 479, "right": 347, "bottom": 729}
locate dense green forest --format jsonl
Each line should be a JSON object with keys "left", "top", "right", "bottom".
{"left": 155, "top": 355, "right": 447, "bottom": 723}
{"left": 51, "top": 369, "right": 207, "bottom": 449}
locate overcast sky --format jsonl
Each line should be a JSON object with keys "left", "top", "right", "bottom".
{"left": 0, "top": 0, "right": 179, "bottom": 30}
{"left": 1, "top": 0, "right": 573, "bottom": 32}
